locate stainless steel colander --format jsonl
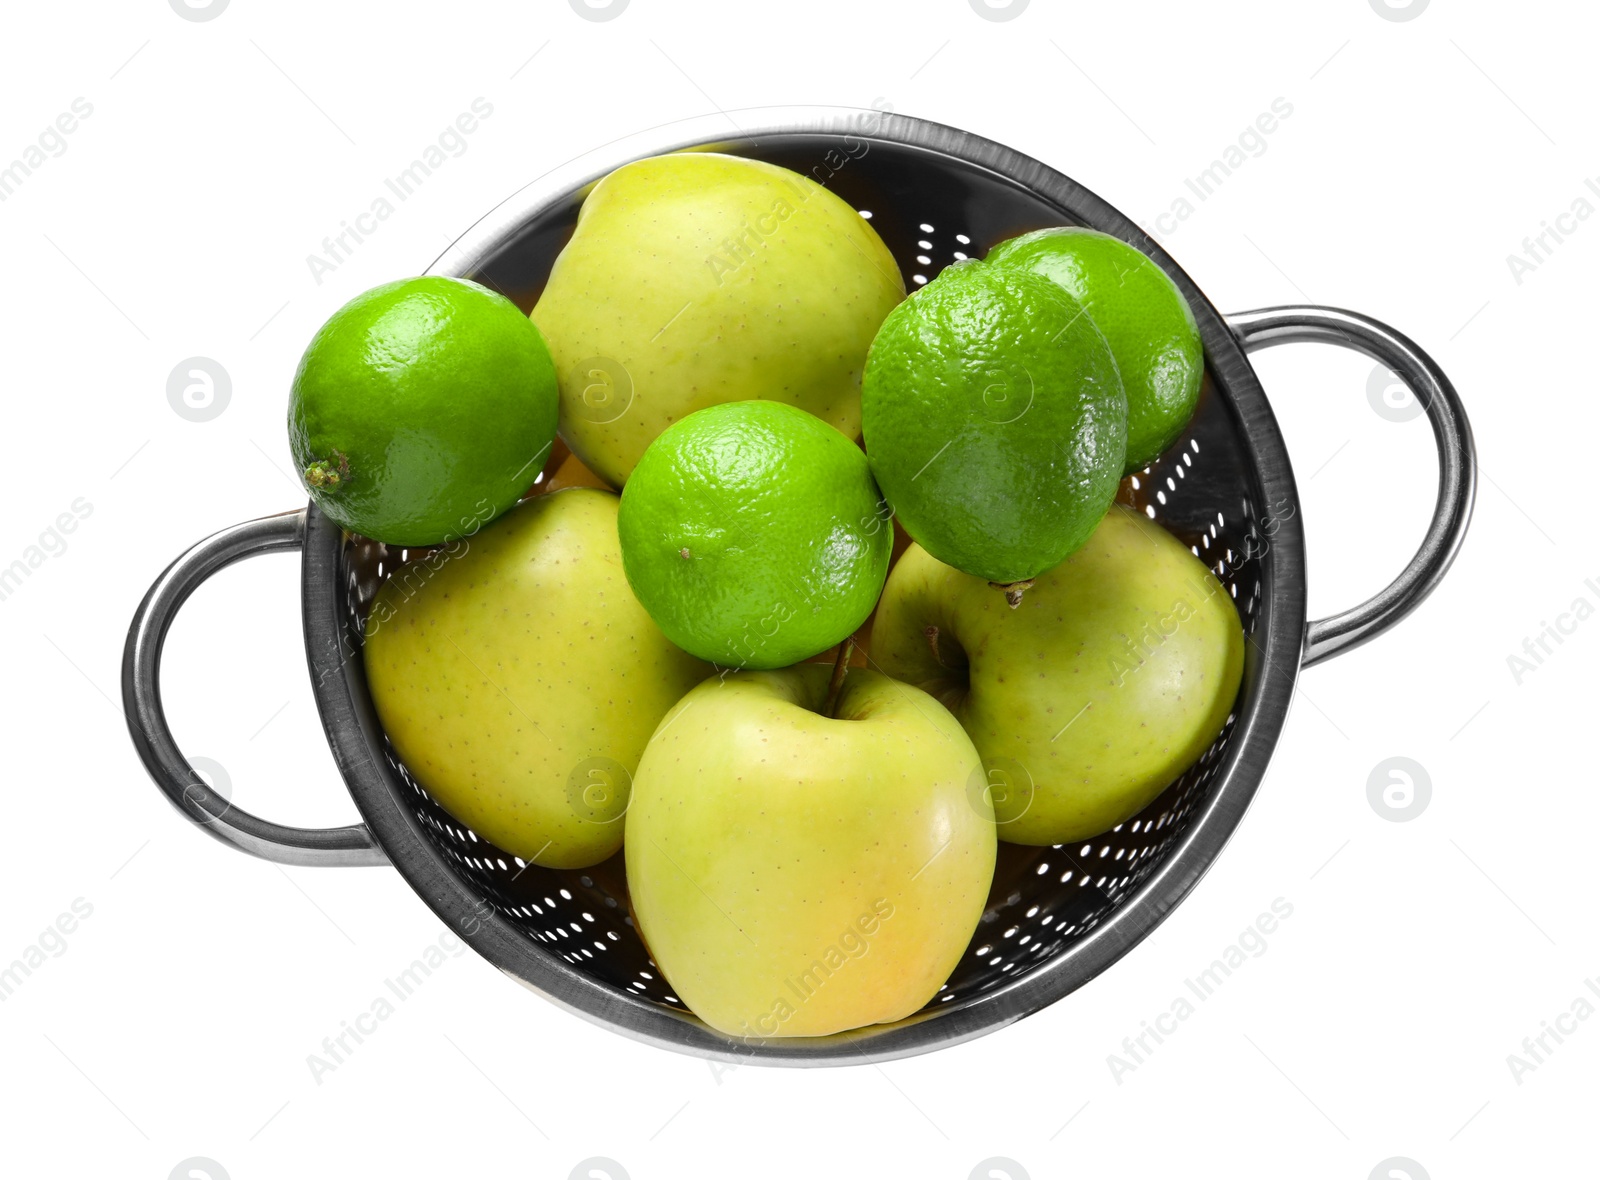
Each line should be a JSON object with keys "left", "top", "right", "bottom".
{"left": 122, "top": 106, "right": 1475, "bottom": 1065}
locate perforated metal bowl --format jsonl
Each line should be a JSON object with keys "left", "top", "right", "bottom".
{"left": 123, "top": 106, "right": 1474, "bottom": 1065}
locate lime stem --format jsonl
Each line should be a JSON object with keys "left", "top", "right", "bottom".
{"left": 303, "top": 450, "right": 350, "bottom": 491}
{"left": 990, "top": 578, "right": 1034, "bottom": 609}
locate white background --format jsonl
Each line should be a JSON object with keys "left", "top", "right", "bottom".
{"left": 0, "top": 0, "right": 1590, "bottom": 1177}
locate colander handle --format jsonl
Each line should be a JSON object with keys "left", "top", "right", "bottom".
{"left": 122, "top": 509, "right": 390, "bottom": 867}
{"left": 1228, "top": 305, "right": 1476, "bottom": 667}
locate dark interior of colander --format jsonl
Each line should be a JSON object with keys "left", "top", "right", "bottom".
{"left": 336, "top": 134, "right": 1266, "bottom": 1024}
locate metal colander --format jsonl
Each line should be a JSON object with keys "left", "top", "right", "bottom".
{"left": 123, "top": 106, "right": 1475, "bottom": 1065}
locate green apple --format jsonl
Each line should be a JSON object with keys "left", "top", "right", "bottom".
{"left": 532, "top": 152, "right": 905, "bottom": 488}
{"left": 363, "top": 488, "right": 711, "bottom": 869}
{"left": 625, "top": 664, "right": 995, "bottom": 1038}
{"left": 872, "top": 506, "right": 1244, "bottom": 845}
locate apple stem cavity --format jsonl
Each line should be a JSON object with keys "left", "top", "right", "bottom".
{"left": 990, "top": 578, "right": 1035, "bottom": 609}
{"left": 924, "top": 625, "right": 968, "bottom": 673}
{"left": 822, "top": 637, "right": 856, "bottom": 719}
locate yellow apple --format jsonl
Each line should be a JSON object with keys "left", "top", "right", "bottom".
{"left": 532, "top": 152, "right": 905, "bottom": 487}
{"left": 363, "top": 488, "right": 710, "bottom": 868}
{"left": 625, "top": 664, "right": 994, "bottom": 1038}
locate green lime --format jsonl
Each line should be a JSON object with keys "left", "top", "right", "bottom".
{"left": 861, "top": 260, "right": 1126, "bottom": 586}
{"left": 288, "top": 276, "right": 558, "bottom": 545}
{"left": 987, "top": 228, "right": 1202, "bottom": 472}
{"left": 617, "top": 400, "right": 891, "bottom": 669}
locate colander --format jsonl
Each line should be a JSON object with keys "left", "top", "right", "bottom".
{"left": 122, "top": 106, "right": 1475, "bottom": 1065}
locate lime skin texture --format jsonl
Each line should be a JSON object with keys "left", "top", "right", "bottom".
{"left": 625, "top": 663, "right": 995, "bottom": 1038}
{"left": 532, "top": 151, "right": 905, "bottom": 488}
{"left": 872, "top": 506, "right": 1244, "bottom": 845}
{"left": 861, "top": 259, "right": 1127, "bottom": 586}
{"left": 362, "top": 488, "right": 711, "bottom": 870}
{"left": 288, "top": 276, "right": 559, "bottom": 546}
{"left": 987, "top": 227, "right": 1204, "bottom": 473}
{"left": 616, "top": 400, "right": 892, "bottom": 670}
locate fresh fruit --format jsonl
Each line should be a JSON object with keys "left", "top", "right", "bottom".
{"left": 617, "top": 400, "right": 892, "bottom": 670}
{"left": 871, "top": 506, "right": 1244, "bottom": 845}
{"left": 532, "top": 152, "right": 905, "bottom": 487}
{"left": 861, "top": 260, "right": 1127, "bottom": 589}
{"left": 625, "top": 664, "right": 995, "bottom": 1038}
{"left": 987, "top": 228, "right": 1203, "bottom": 472}
{"left": 289, "top": 276, "right": 559, "bottom": 546}
{"left": 362, "top": 487, "right": 710, "bottom": 869}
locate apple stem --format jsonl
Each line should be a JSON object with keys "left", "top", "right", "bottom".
{"left": 990, "top": 578, "right": 1035, "bottom": 609}
{"left": 823, "top": 637, "right": 856, "bottom": 719}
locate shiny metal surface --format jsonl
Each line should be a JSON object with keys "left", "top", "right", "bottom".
{"left": 123, "top": 105, "right": 1475, "bottom": 1064}
{"left": 1228, "top": 305, "right": 1475, "bottom": 667}
{"left": 121, "top": 509, "right": 389, "bottom": 867}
